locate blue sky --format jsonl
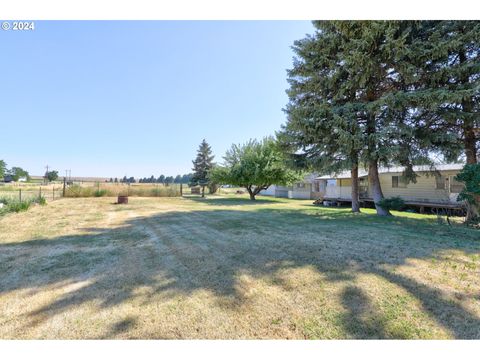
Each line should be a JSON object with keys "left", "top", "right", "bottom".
{"left": 0, "top": 21, "right": 314, "bottom": 178}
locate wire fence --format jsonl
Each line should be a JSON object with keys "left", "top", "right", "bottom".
{"left": 0, "top": 182, "right": 243, "bottom": 201}
{"left": 0, "top": 185, "right": 63, "bottom": 202}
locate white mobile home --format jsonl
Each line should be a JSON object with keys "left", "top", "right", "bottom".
{"left": 316, "top": 164, "right": 465, "bottom": 206}
{"left": 260, "top": 164, "right": 466, "bottom": 210}
{"left": 260, "top": 173, "right": 321, "bottom": 200}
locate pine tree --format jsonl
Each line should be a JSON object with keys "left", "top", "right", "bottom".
{"left": 400, "top": 21, "right": 480, "bottom": 164}
{"left": 279, "top": 22, "right": 364, "bottom": 212}
{"left": 281, "top": 21, "right": 469, "bottom": 216}
{"left": 282, "top": 21, "right": 426, "bottom": 215}
{"left": 191, "top": 139, "right": 215, "bottom": 197}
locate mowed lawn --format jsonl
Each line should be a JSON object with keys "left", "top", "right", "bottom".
{"left": 0, "top": 196, "right": 479, "bottom": 339}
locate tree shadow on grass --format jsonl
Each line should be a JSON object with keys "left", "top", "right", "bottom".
{"left": 186, "top": 195, "right": 286, "bottom": 206}
{"left": 340, "top": 286, "right": 389, "bottom": 339}
{"left": 0, "top": 205, "right": 479, "bottom": 339}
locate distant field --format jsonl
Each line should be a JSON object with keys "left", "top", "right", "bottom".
{"left": 0, "top": 195, "right": 479, "bottom": 339}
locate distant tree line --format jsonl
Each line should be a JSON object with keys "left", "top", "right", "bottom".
{"left": 107, "top": 174, "right": 194, "bottom": 184}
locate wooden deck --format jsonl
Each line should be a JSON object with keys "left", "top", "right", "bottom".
{"left": 322, "top": 197, "right": 466, "bottom": 212}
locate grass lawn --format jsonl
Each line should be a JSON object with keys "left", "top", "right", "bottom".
{"left": 0, "top": 195, "right": 479, "bottom": 339}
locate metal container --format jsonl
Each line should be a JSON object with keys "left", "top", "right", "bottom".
{"left": 117, "top": 195, "right": 129, "bottom": 204}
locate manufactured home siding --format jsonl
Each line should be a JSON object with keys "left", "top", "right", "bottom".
{"left": 379, "top": 171, "right": 459, "bottom": 203}
{"left": 275, "top": 186, "right": 291, "bottom": 198}
{"left": 337, "top": 179, "right": 352, "bottom": 199}
{"left": 259, "top": 185, "right": 276, "bottom": 196}
{"left": 289, "top": 183, "right": 313, "bottom": 199}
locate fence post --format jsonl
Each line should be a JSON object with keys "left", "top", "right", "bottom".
{"left": 19, "top": 189, "right": 22, "bottom": 202}
{"left": 39, "top": 186, "right": 42, "bottom": 198}
{"left": 180, "top": 183, "right": 183, "bottom": 197}
{"left": 63, "top": 177, "right": 66, "bottom": 197}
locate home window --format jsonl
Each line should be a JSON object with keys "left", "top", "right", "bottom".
{"left": 392, "top": 176, "right": 407, "bottom": 188}
{"left": 296, "top": 182, "right": 306, "bottom": 189}
{"left": 327, "top": 179, "right": 336, "bottom": 187}
{"left": 435, "top": 175, "right": 446, "bottom": 190}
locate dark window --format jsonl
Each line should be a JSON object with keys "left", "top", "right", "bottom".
{"left": 435, "top": 175, "right": 446, "bottom": 190}
{"left": 392, "top": 176, "right": 406, "bottom": 188}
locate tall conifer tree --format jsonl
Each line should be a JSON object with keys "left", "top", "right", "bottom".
{"left": 191, "top": 139, "right": 215, "bottom": 197}
{"left": 399, "top": 21, "right": 480, "bottom": 164}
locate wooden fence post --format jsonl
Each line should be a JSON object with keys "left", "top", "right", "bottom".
{"left": 19, "top": 189, "right": 22, "bottom": 202}
{"left": 63, "top": 177, "right": 66, "bottom": 197}
{"left": 39, "top": 186, "right": 42, "bottom": 198}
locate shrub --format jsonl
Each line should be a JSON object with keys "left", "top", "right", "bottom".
{"left": 0, "top": 197, "right": 32, "bottom": 214}
{"left": 376, "top": 196, "right": 406, "bottom": 211}
{"left": 0, "top": 195, "right": 47, "bottom": 216}
{"left": 94, "top": 189, "right": 108, "bottom": 197}
{"left": 35, "top": 196, "right": 47, "bottom": 205}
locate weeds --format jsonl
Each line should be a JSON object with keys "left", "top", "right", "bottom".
{"left": 64, "top": 184, "right": 181, "bottom": 198}
{"left": 0, "top": 196, "right": 46, "bottom": 215}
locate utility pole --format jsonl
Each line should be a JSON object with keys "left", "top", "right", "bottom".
{"left": 44, "top": 165, "right": 49, "bottom": 184}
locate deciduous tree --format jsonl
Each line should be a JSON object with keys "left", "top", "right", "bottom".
{"left": 210, "top": 137, "right": 299, "bottom": 200}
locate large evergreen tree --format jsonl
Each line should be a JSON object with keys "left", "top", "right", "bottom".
{"left": 280, "top": 21, "right": 472, "bottom": 216}
{"left": 191, "top": 139, "right": 215, "bottom": 197}
{"left": 282, "top": 21, "right": 424, "bottom": 215}
{"left": 399, "top": 21, "right": 480, "bottom": 164}
{"left": 279, "top": 22, "right": 364, "bottom": 212}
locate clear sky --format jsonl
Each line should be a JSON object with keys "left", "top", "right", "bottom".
{"left": 0, "top": 21, "right": 314, "bottom": 178}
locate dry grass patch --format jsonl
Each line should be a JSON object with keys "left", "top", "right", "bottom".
{"left": 0, "top": 195, "right": 479, "bottom": 339}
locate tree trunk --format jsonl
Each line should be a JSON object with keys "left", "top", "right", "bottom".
{"left": 246, "top": 186, "right": 256, "bottom": 200}
{"left": 460, "top": 50, "right": 477, "bottom": 164}
{"left": 351, "top": 163, "right": 360, "bottom": 213}
{"left": 365, "top": 96, "right": 390, "bottom": 216}
{"left": 201, "top": 186, "right": 205, "bottom": 198}
{"left": 369, "top": 160, "right": 391, "bottom": 216}
{"left": 464, "top": 122, "right": 477, "bottom": 164}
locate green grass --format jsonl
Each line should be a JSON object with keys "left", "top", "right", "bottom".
{"left": 0, "top": 195, "right": 478, "bottom": 339}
